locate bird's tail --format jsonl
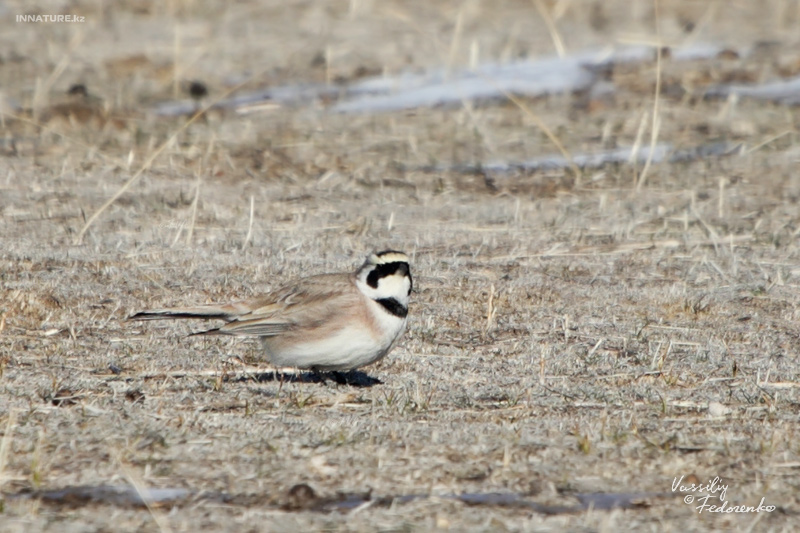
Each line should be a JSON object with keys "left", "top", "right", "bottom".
{"left": 129, "top": 305, "right": 238, "bottom": 336}
{"left": 129, "top": 305, "right": 238, "bottom": 322}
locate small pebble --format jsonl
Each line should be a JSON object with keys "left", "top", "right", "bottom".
{"left": 708, "top": 401, "right": 731, "bottom": 417}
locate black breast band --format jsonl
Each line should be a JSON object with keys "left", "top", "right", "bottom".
{"left": 374, "top": 297, "right": 408, "bottom": 318}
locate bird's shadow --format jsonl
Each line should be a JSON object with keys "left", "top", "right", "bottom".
{"left": 228, "top": 370, "right": 382, "bottom": 388}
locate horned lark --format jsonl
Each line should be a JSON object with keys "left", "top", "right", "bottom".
{"left": 130, "top": 251, "right": 412, "bottom": 372}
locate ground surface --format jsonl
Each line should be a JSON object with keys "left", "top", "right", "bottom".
{"left": 2, "top": 1, "right": 800, "bottom": 531}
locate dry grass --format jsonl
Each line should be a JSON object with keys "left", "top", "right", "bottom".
{"left": 2, "top": 1, "right": 800, "bottom": 531}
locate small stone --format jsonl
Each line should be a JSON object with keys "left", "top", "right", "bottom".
{"left": 708, "top": 401, "right": 731, "bottom": 417}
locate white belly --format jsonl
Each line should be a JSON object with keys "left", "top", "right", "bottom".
{"left": 261, "top": 321, "right": 406, "bottom": 371}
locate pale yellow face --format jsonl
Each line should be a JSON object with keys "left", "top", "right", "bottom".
{"left": 358, "top": 250, "right": 413, "bottom": 304}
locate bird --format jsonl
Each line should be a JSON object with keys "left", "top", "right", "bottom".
{"left": 129, "top": 250, "right": 412, "bottom": 372}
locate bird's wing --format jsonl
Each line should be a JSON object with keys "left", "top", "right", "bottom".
{"left": 214, "top": 274, "right": 358, "bottom": 337}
